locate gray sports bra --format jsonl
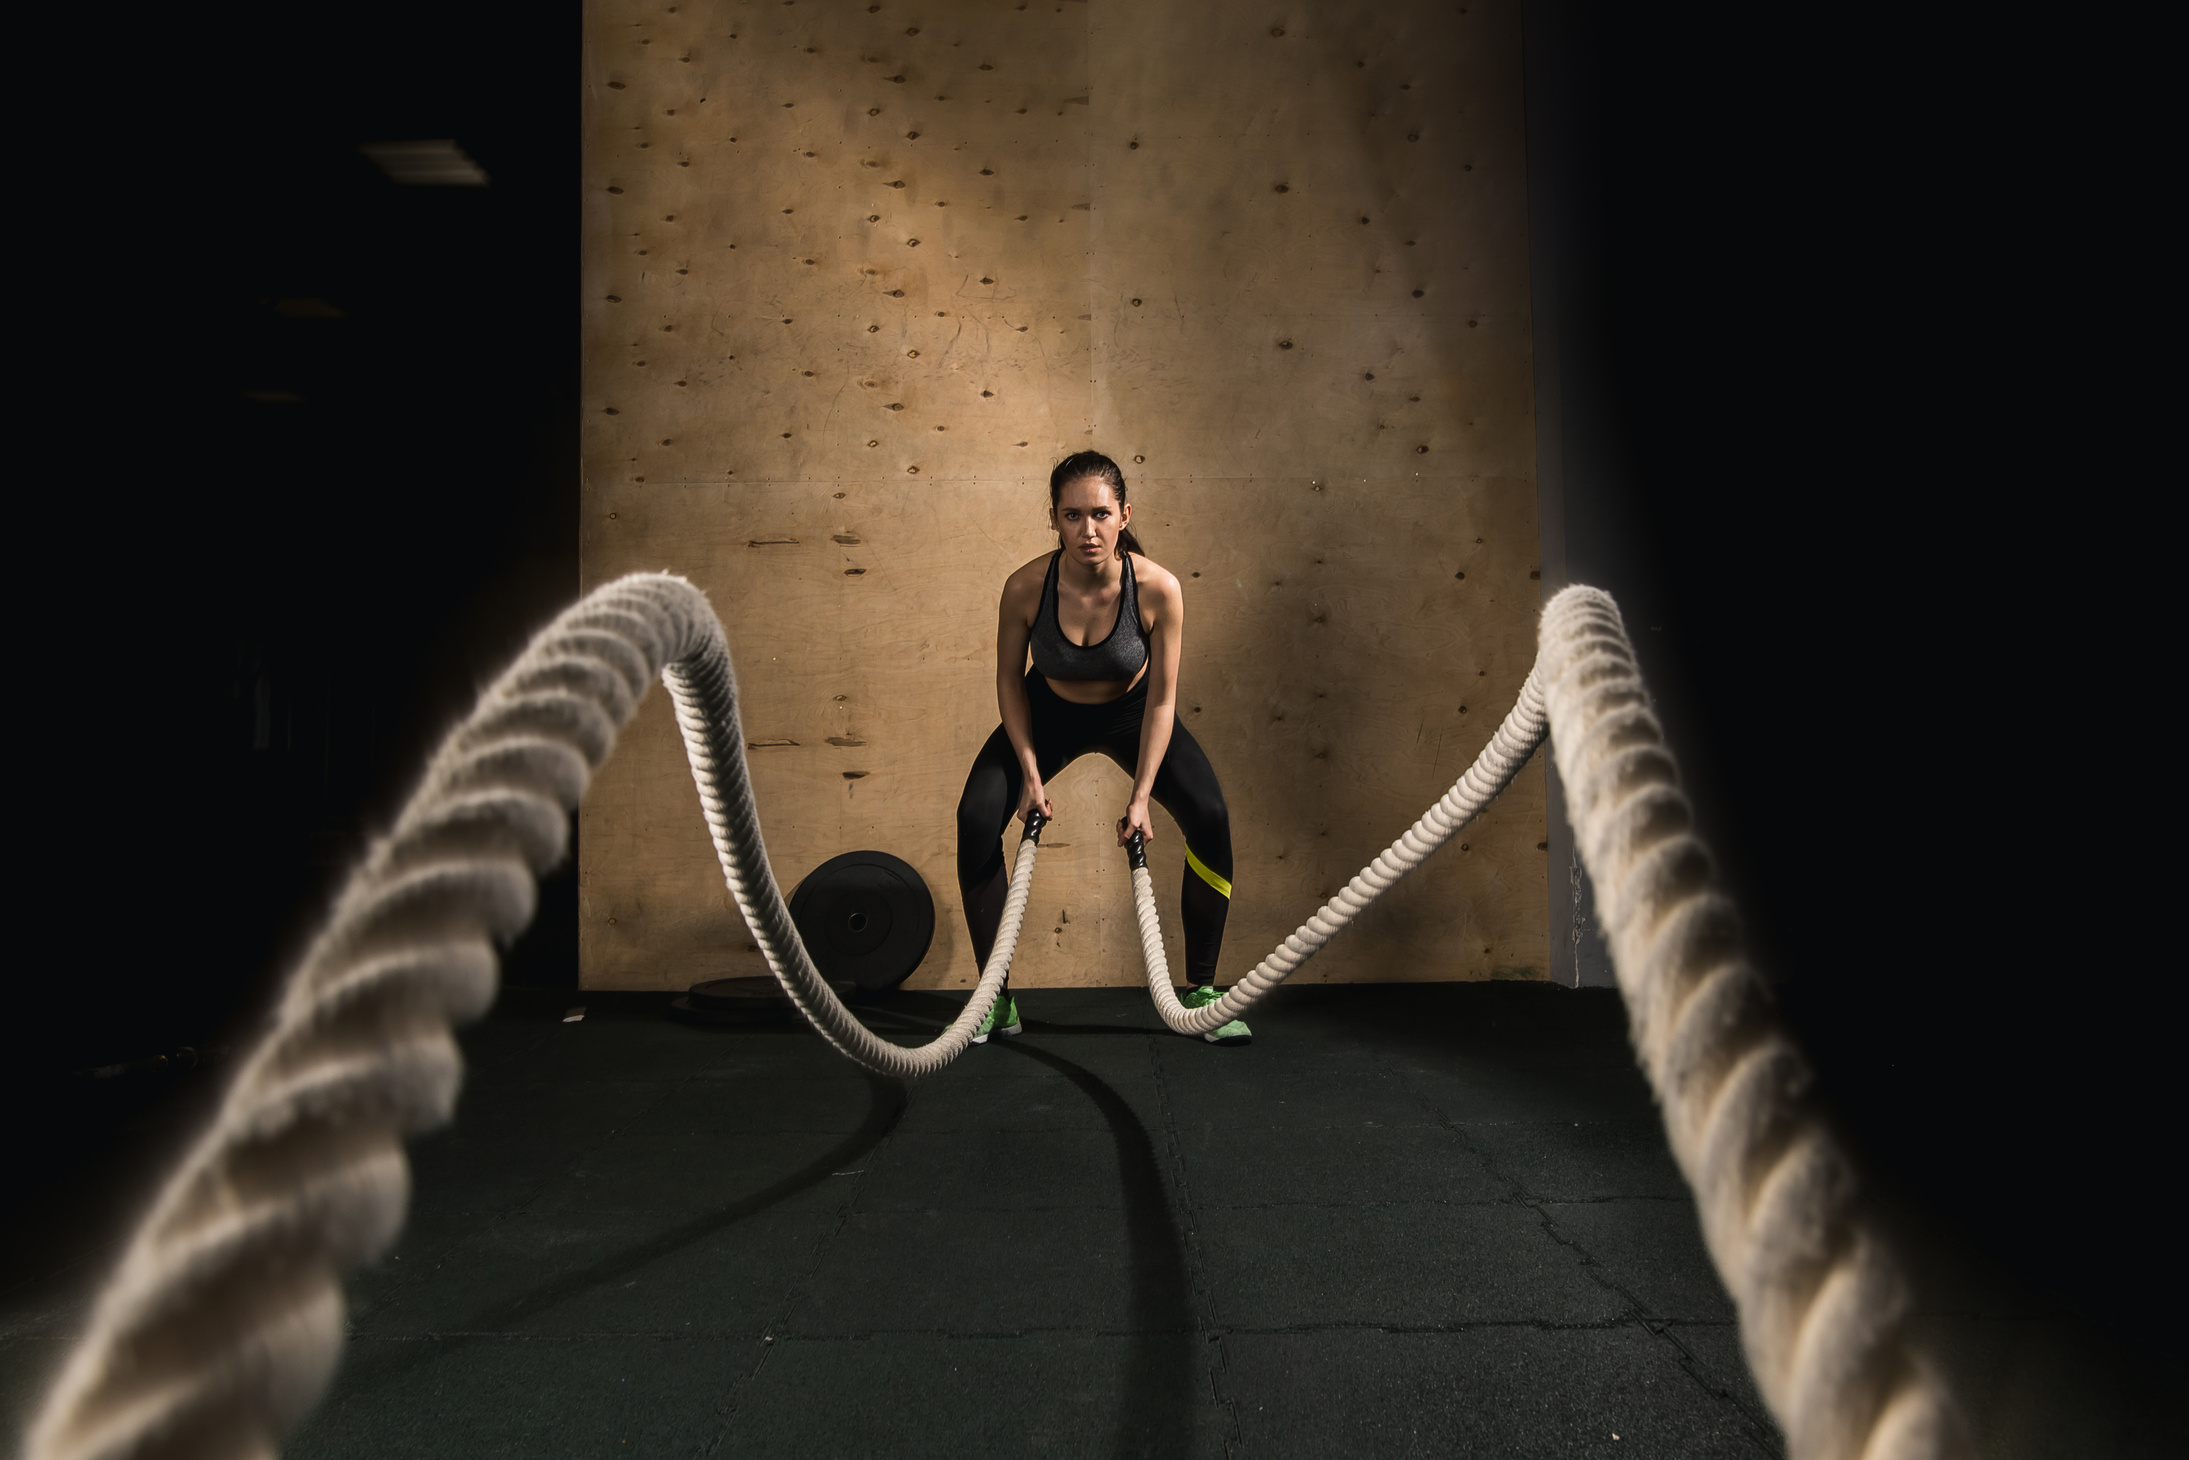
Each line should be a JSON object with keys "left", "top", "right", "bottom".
{"left": 1030, "top": 551, "right": 1149, "bottom": 682}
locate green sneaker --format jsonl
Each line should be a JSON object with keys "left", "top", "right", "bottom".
{"left": 972, "top": 992, "right": 1022, "bottom": 1044}
{"left": 1182, "top": 984, "right": 1251, "bottom": 1046}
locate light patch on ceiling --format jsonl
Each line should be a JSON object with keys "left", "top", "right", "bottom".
{"left": 360, "top": 140, "right": 489, "bottom": 186}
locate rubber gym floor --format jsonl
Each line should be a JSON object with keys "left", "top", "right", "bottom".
{"left": 0, "top": 983, "right": 2156, "bottom": 1457}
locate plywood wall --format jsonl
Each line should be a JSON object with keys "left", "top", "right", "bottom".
{"left": 580, "top": 0, "right": 1546, "bottom": 991}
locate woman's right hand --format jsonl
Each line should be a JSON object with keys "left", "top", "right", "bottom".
{"left": 1017, "top": 776, "right": 1055, "bottom": 825}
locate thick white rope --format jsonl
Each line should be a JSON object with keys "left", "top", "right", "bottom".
{"left": 23, "top": 573, "right": 1961, "bottom": 1460}
{"left": 1128, "top": 672, "right": 1548, "bottom": 1034}
{"left": 1532, "top": 587, "right": 1963, "bottom": 1460}
{"left": 21, "top": 574, "right": 1025, "bottom": 1460}
{"left": 1123, "top": 587, "right": 1965, "bottom": 1459}
{"left": 657, "top": 609, "right": 1035, "bottom": 1079}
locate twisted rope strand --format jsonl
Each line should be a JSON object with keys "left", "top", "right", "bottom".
{"left": 1534, "top": 586, "right": 1964, "bottom": 1460}
{"left": 1124, "top": 586, "right": 1965, "bottom": 1459}
{"left": 22, "top": 573, "right": 1021, "bottom": 1460}
{"left": 657, "top": 631, "right": 1034, "bottom": 1078}
{"left": 27, "top": 572, "right": 1962, "bottom": 1460}
{"left": 1132, "top": 671, "right": 1549, "bottom": 1034}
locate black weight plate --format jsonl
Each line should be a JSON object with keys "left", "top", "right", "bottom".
{"left": 787, "top": 850, "right": 936, "bottom": 993}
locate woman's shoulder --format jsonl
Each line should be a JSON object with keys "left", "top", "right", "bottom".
{"left": 1127, "top": 552, "right": 1183, "bottom": 614}
{"left": 999, "top": 552, "right": 1053, "bottom": 617}
{"left": 1005, "top": 551, "right": 1055, "bottom": 590}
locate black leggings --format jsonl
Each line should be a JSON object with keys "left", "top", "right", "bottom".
{"left": 957, "top": 669, "right": 1233, "bottom": 989}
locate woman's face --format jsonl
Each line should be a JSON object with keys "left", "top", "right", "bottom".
{"left": 1051, "top": 476, "right": 1131, "bottom": 565}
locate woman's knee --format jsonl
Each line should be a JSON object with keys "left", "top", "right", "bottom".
{"left": 1175, "top": 788, "right": 1231, "bottom": 868}
{"left": 957, "top": 767, "right": 1015, "bottom": 874}
{"left": 1158, "top": 731, "right": 1230, "bottom": 856}
{"left": 958, "top": 773, "right": 1010, "bottom": 835}
{"left": 1198, "top": 801, "right": 1233, "bottom": 861}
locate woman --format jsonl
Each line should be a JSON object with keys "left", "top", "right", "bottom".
{"left": 956, "top": 452, "right": 1251, "bottom": 1046}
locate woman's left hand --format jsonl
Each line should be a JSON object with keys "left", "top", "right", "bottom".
{"left": 1117, "top": 798, "right": 1157, "bottom": 847}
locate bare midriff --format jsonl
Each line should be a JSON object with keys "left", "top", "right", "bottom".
{"left": 1043, "top": 662, "right": 1149, "bottom": 705}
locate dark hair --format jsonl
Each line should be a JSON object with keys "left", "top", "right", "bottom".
{"left": 1048, "top": 451, "right": 1145, "bottom": 558}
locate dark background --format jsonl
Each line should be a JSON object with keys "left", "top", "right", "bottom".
{"left": 1519, "top": 0, "right": 2167, "bottom": 1359}
{"left": 12, "top": 0, "right": 2168, "bottom": 1392}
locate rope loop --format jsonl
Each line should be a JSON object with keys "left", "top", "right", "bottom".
{"left": 24, "top": 574, "right": 1963, "bottom": 1460}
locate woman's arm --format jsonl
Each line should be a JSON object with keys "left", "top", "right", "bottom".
{"left": 997, "top": 564, "right": 1052, "bottom": 822}
{"left": 1119, "top": 557, "right": 1184, "bottom": 846}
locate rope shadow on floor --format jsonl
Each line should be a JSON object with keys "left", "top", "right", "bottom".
{"left": 318, "top": 1069, "right": 908, "bottom": 1398}
{"left": 869, "top": 989, "right": 1202, "bottom": 1458}
{"left": 993, "top": 1038, "right": 1201, "bottom": 1460}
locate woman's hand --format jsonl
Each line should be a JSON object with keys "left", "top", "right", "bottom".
{"left": 1018, "top": 776, "right": 1055, "bottom": 825}
{"left": 1117, "top": 796, "right": 1156, "bottom": 847}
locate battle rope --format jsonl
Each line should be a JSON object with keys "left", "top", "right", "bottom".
{"left": 21, "top": 573, "right": 1959, "bottom": 1460}
{"left": 1125, "top": 671, "right": 1548, "bottom": 1035}
{"left": 1129, "top": 588, "right": 1961, "bottom": 1457}
{"left": 1530, "top": 589, "right": 1961, "bottom": 1460}
{"left": 20, "top": 575, "right": 1030, "bottom": 1460}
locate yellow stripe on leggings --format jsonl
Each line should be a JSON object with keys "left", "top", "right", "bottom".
{"left": 1184, "top": 845, "right": 1232, "bottom": 899}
